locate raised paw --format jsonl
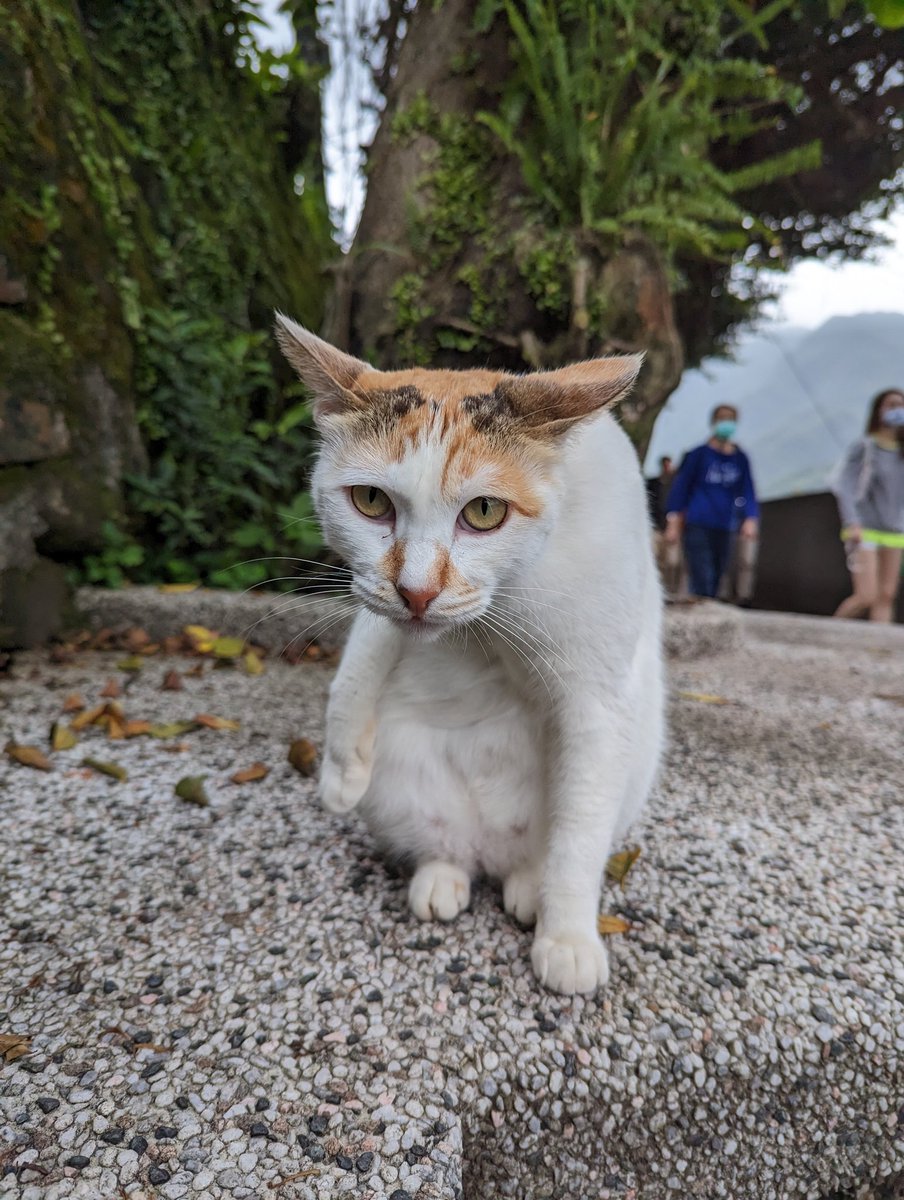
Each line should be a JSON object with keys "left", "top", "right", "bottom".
{"left": 409, "top": 861, "right": 471, "bottom": 922}
{"left": 503, "top": 864, "right": 541, "bottom": 927}
{"left": 318, "top": 752, "right": 372, "bottom": 815}
{"left": 531, "top": 929, "right": 610, "bottom": 995}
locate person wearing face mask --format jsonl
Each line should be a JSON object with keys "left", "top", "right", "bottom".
{"left": 832, "top": 388, "right": 904, "bottom": 623}
{"left": 663, "top": 404, "right": 759, "bottom": 599}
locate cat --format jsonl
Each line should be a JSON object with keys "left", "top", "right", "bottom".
{"left": 276, "top": 315, "right": 665, "bottom": 995}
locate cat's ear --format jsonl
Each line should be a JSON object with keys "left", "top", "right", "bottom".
{"left": 501, "top": 355, "right": 644, "bottom": 437}
{"left": 274, "top": 314, "right": 372, "bottom": 424}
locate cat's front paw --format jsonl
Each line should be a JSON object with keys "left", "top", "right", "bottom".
{"left": 531, "top": 930, "right": 610, "bottom": 995}
{"left": 319, "top": 751, "right": 372, "bottom": 814}
{"left": 503, "top": 864, "right": 541, "bottom": 926}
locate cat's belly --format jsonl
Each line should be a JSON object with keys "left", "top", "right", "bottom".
{"left": 359, "top": 639, "right": 545, "bottom": 878}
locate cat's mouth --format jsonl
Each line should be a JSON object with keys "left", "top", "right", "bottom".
{"left": 354, "top": 582, "right": 486, "bottom": 636}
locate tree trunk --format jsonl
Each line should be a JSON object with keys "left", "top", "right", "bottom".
{"left": 335, "top": 0, "right": 683, "bottom": 455}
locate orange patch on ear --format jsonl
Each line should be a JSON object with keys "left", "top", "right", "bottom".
{"left": 380, "top": 539, "right": 406, "bottom": 587}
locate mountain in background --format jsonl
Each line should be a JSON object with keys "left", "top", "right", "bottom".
{"left": 645, "top": 312, "right": 904, "bottom": 500}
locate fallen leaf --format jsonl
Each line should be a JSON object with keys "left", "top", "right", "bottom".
{"left": 81, "top": 757, "right": 128, "bottom": 782}
{"left": 158, "top": 582, "right": 200, "bottom": 593}
{"left": 304, "top": 644, "right": 322, "bottom": 661}
{"left": 0, "top": 1033, "right": 31, "bottom": 1062}
{"left": 123, "top": 720, "right": 152, "bottom": 738}
{"left": 184, "top": 624, "right": 216, "bottom": 642}
{"left": 4, "top": 742, "right": 52, "bottom": 771}
{"left": 194, "top": 713, "right": 240, "bottom": 731}
{"left": 230, "top": 762, "right": 270, "bottom": 785}
{"left": 175, "top": 775, "right": 209, "bottom": 807}
{"left": 678, "top": 690, "right": 732, "bottom": 705}
{"left": 116, "top": 655, "right": 144, "bottom": 673}
{"left": 70, "top": 703, "right": 107, "bottom": 731}
{"left": 148, "top": 721, "right": 197, "bottom": 739}
{"left": 161, "top": 670, "right": 183, "bottom": 691}
{"left": 185, "top": 662, "right": 206, "bottom": 678}
{"left": 243, "top": 650, "right": 264, "bottom": 676}
{"left": 874, "top": 693, "right": 904, "bottom": 707}
{"left": 269, "top": 1169, "right": 321, "bottom": 1188}
{"left": 606, "top": 845, "right": 641, "bottom": 885}
{"left": 222, "top": 910, "right": 248, "bottom": 927}
{"left": 100, "top": 678, "right": 122, "bottom": 699}
{"left": 288, "top": 737, "right": 318, "bottom": 776}
{"left": 50, "top": 723, "right": 78, "bottom": 751}
{"left": 123, "top": 627, "right": 152, "bottom": 652}
{"left": 212, "top": 636, "right": 245, "bottom": 659}
{"left": 597, "top": 914, "right": 632, "bottom": 935}
{"left": 62, "top": 693, "right": 85, "bottom": 713}
{"left": 105, "top": 710, "right": 127, "bottom": 739}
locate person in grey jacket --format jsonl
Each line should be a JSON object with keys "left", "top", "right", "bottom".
{"left": 832, "top": 388, "right": 904, "bottom": 622}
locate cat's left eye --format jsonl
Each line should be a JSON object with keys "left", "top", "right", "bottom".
{"left": 460, "top": 496, "right": 508, "bottom": 531}
{"left": 350, "top": 485, "right": 393, "bottom": 520}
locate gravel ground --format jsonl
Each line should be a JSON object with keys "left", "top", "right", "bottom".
{"left": 1, "top": 611, "right": 902, "bottom": 1199}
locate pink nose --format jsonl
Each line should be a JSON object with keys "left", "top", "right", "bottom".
{"left": 397, "top": 585, "right": 440, "bottom": 619}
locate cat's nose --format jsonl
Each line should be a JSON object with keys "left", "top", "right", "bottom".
{"left": 396, "top": 585, "right": 440, "bottom": 619}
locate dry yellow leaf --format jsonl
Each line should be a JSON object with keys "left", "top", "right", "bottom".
{"left": 158, "top": 582, "right": 200, "bottom": 593}
{"left": 678, "top": 690, "right": 731, "bottom": 705}
{"left": 70, "top": 703, "right": 107, "bottom": 731}
{"left": 288, "top": 737, "right": 318, "bottom": 776}
{"left": 81, "top": 757, "right": 128, "bottom": 782}
{"left": 243, "top": 650, "right": 264, "bottom": 675}
{"left": 184, "top": 624, "right": 216, "bottom": 642}
{"left": 194, "top": 713, "right": 240, "bottom": 731}
{"left": 230, "top": 762, "right": 270, "bottom": 785}
{"left": 4, "top": 742, "right": 52, "bottom": 771}
{"left": 50, "top": 723, "right": 78, "bottom": 752}
{"left": 606, "top": 845, "right": 641, "bottom": 884}
{"left": 212, "top": 636, "right": 245, "bottom": 659}
{"left": 0, "top": 1033, "right": 31, "bottom": 1063}
{"left": 597, "top": 914, "right": 632, "bottom": 936}
{"left": 175, "top": 775, "right": 210, "bottom": 807}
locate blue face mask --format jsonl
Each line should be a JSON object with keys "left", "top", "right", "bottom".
{"left": 713, "top": 419, "right": 736, "bottom": 441}
{"left": 882, "top": 407, "right": 904, "bottom": 428}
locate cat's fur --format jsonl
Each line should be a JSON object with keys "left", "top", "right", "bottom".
{"left": 276, "top": 316, "right": 665, "bottom": 995}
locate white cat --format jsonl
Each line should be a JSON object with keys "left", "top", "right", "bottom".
{"left": 277, "top": 316, "right": 665, "bottom": 995}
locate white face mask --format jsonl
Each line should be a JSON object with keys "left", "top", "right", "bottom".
{"left": 882, "top": 407, "right": 904, "bottom": 428}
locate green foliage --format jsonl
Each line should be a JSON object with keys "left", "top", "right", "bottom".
{"left": 478, "top": 0, "right": 822, "bottom": 263}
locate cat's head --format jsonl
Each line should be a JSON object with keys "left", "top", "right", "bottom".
{"left": 276, "top": 316, "right": 641, "bottom": 636}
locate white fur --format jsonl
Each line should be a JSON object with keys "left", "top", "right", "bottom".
{"left": 314, "top": 407, "right": 664, "bottom": 995}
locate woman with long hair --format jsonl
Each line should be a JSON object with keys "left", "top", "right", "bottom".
{"left": 832, "top": 388, "right": 904, "bottom": 622}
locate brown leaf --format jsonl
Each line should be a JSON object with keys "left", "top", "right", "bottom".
{"left": 175, "top": 775, "right": 210, "bottom": 807}
{"left": 288, "top": 737, "right": 318, "bottom": 776}
{"left": 100, "top": 678, "right": 122, "bottom": 699}
{"left": 874, "top": 693, "right": 904, "bottom": 707}
{"left": 161, "top": 669, "right": 183, "bottom": 691}
{"left": 148, "top": 721, "right": 197, "bottom": 739}
{"left": 50, "top": 723, "right": 78, "bottom": 752}
{"left": 123, "top": 627, "right": 152, "bottom": 652}
{"left": 185, "top": 662, "right": 206, "bottom": 678}
{"left": 230, "top": 762, "right": 270, "bottom": 785}
{"left": 222, "top": 911, "right": 248, "bottom": 927}
{"left": 605, "top": 846, "right": 641, "bottom": 885}
{"left": 269, "top": 1169, "right": 321, "bottom": 1188}
{"left": 597, "top": 914, "right": 632, "bottom": 936}
{"left": 62, "top": 693, "right": 85, "bottom": 713}
{"left": 4, "top": 742, "right": 52, "bottom": 771}
{"left": 81, "top": 757, "right": 128, "bottom": 782}
{"left": 0, "top": 1033, "right": 31, "bottom": 1062}
{"left": 194, "top": 713, "right": 240, "bottom": 731}
{"left": 123, "top": 720, "right": 152, "bottom": 738}
{"left": 70, "top": 703, "right": 107, "bottom": 731}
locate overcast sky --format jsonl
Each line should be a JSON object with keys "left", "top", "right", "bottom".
{"left": 255, "top": 2, "right": 903, "bottom": 333}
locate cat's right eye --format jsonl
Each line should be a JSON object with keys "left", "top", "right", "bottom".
{"left": 350, "top": 485, "right": 393, "bottom": 520}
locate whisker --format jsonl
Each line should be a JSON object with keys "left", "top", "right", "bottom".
{"left": 483, "top": 607, "right": 575, "bottom": 700}
{"left": 480, "top": 611, "right": 556, "bottom": 704}
{"left": 239, "top": 590, "right": 353, "bottom": 645}
{"left": 280, "top": 601, "right": 360, "bottom": 661}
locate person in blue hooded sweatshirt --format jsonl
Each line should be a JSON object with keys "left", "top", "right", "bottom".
{"left": 664, "top": 404, "right": 759, "bottom": 599}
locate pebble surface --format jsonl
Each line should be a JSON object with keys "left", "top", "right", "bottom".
{"left": 1, "top": 610, "right": 902, "bottom": 1198}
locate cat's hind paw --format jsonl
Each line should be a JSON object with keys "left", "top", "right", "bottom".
{"left": 409, "top": 861, "right": 471, "bottom": 922}
{"left": 503, "top": 864, "right": 541, "bottom": 926}
{"left": 531, "top": 930, "right": 610, "bottom": 995}
{"left": 319, "top": 753, "right": 371, "bottom": 815}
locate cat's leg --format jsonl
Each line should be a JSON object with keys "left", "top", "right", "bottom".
{"left": 319, "top": 611, "right": 403, "bottom": 814}
{"left": 409, "top": 861, "right": 471, "bottom": 921}
{"left": 531, "top": 697, "right": 636, "bottom": 995}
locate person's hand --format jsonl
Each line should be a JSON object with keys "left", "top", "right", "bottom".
{"left": 845, "top": 524, "right": 862, "bottom": 544}
{"left": 664, "top": 515, "right": 681, "bottom": 544}
{"left": 739, "top": 518, "right": 758, "bottom": 540}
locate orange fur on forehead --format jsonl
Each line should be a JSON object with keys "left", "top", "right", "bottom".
{"left": 356, "top": 367, "right": 505, "bottom": 402}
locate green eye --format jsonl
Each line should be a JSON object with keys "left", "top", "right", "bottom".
{"left": 461, "top": 496, "right": 508, "bottom": 531}
{"left": 351, "top": 485, "right": 392, "bottom": 519}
